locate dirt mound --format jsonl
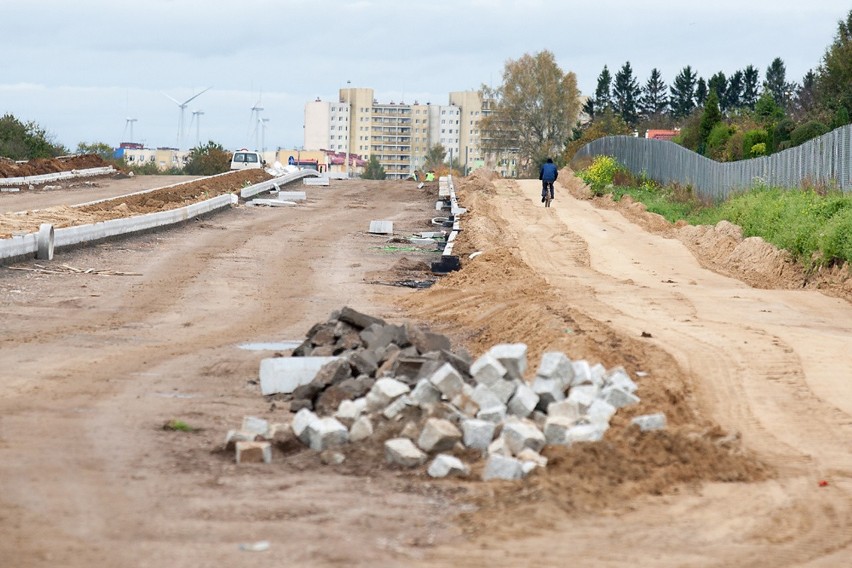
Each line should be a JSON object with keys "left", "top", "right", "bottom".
{"left": 0, "top": 169, "right": 270, "bottom": 238}
{"left": 457, "top": 168, "right": 498, "bottom": 198}
{"left": 0, "top": 154, "right": 110, "bottom": 178}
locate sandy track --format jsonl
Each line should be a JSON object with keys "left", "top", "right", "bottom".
{"left": 418, "top": 178, "right": 852, "bottom": 566}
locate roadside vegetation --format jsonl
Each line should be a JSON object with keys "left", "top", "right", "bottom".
{"left": 577, "top": 155, "right": 852, "bottom": 271}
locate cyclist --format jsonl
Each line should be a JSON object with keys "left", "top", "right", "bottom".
{"left": 539, "top": 158, "right": 558, "bottom": 203}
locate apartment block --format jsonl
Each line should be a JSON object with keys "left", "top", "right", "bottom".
{"left": 304, "top": 98, "right": 350, "bottom": 153}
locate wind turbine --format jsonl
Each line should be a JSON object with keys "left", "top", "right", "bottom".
{"left": 249, "top": 94, "right": 264, "bottom": 150}
{"left": 123, "top": 117, "right": 137, "bottom": 143}
{"left": 163, "top": 87, "right": 210, "bottom": 149}
{"left": 259, "top": 117, "right": 270, "bottom": 153}
{"left": 189, "top": 110, "right": 204, "bottom": 147}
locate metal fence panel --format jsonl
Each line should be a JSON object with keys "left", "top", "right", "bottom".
{"left": 572, "top": 124, "right": 852, "bottom": 198}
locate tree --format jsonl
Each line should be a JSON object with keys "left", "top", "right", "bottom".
{"left": 423, "top": 143, "right": 447, "bottom": 172}
{"left": 791, "top": 70, "right": 818, "bottom": 122}
{"left": 612, "top": 61, "right": 641, "bottom": 127}
{"left": 726, "top": 70, "right": 744, "bottom": 111}
{"left": 0, "top": 113, "right": 66, "bottom": 160}
{"left": 816, "top": 9, "right": 852, "bottom": 121}
{"left": 76, "top": 141, "right": 114, "bottom": 161}
{"left": 742, "top": 65, "right": 760, "bottom": 109}
{"left": 695, "top": 78, "right": 708, "bottom": 107}
{"left": 640, "top": 68, "right": 668, "bottom": 118}
{"left": 594, "top": 65, "right": 613, "bottom": 111}
{"left": 764, "top": 57, "right": 788, "bottom": 106}
{"left": 707, "top": 72, "right": 727, "bottom": 111}
{"left": 183, "top": 141, "right": 231, "bottom": 176}
{"left": 361, "top": 155, "right": 386, "bottom": 180}
{"left": 479, "top": 50, "right": 580, "bottom": 175}
{"left": 564, "top": 107, "right": 631, "bottom": 162}
{"left": 698, "top": 91, "right": 723, "bottom": 154}
{"left": 670, "top": 66, "right": 697, "bottom": 119}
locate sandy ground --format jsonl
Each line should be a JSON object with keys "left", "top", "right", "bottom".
{"left": 0, "top": 176, "right": 202, "bottom": 214}
{"left": 1, "top": 172, "right": 851, "bottom": 566}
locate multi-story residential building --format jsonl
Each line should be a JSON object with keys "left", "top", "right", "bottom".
{"left": 304, "top": 86, "right": 519, "bottom": 179}
{"left": 303, "top": 98, "right": 350, "bottom": 153}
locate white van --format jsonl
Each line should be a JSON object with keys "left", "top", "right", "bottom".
{"left": 230, "top": 150, "right": 266, "bottom": 170}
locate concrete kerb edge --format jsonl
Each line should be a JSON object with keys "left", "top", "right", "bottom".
{"left": 240, "top": 169, "right": 320, "bottom": 199}
{"left": 0, "top": 166, "right": 117, "bottom": 187}
{"left": 0, "top": 192, "right": 236, "bottom": 264}
{"left": 431, "top": 175, "right": 463, "bottom": 274}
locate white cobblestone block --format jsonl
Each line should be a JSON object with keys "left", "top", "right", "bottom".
{"left": 450, "top": 390, "right": 479, "bottom": 417}
{"left": 429, "top": 363, "right": 465, "bottom": 399}
{"left": 482, "top": 454, "right": 524, "bottom": 481}
{"left": 602, "top": 386, "right": 640, "bottom": 408}
{"left": 566, "top": 423, "right": 608, "bottom": 444}
{"left": 631, "top": 412, "right": 667, "bottom": 431}
{"left": 410, "top": 378, "right": 442, "bottom": 406}
{"left": 532, "top": 376, "right": 566, "bottom": 408}
{"left": 477, "top": 404, "right": 507, "bottom": 423}
{"left": 487, "top": 437, "right": 511, "bottom": 457}
{"left": 349, "top": 416, "right": 374, "bottom": 442}
{"left": 501, "top": 418, "right": 546, "bottom": 455}
{"left": 366, "top": 378, "right": 411, "bottom": 411}
{"left": 605, "top": 367, "right": 638, "bottom": 394}
{"left": 335, "top": 398, "right": 366, "bottom": 427}
{"left": 488, "top": 343, "right": 528, "bottom": 381}
{"left": 590, "top": 363, "right": 606, "bottom": 386}
{"left": 471, "top": 384, "right": 503, "bottom": 410}
{"left": 427, "top": 454, "right": 469, "bottom": 478}
{"left": 307, "top": 417, "right": 349, "bottom": 451}
{"left": 547, "top": 399, "right": 583, "bottom": 423}
{"left": 383, "top": 395, "right": 412, "bottom": 420}
{"left": 488, "top": 378, "right": 518, "bottom": 405}
{"left": 585, "top": 399, "right": 617, "bottom": 426}
{"left": 543, "top": 416, "right": 578, "bottom": 445}
{"left": 536, "top": 352, "right": 574, "bottom": 384}
{"left": 417, "top": 418, "right": 462, "bottom": 453}
{"left": 470, "top": 353, "right": 507, "bottom": 386}
{"left": 292, "top": 408, "right": 320, "bottom": 445}
{"left": 385, "top": 438, "right": 427, "bottom": 467}
{"left": 517, "top": 448, "right": 548, "bottom": 468}
{"left": 462, "top": 419, "right": 496, "bottom": 450}
{"left": 507, "top": 383, "right": 539, "bottom": 418}
{"left": 571, "top": 360, "right": 593, "bottom": 386}
{"left": 566, "top": 386, "right": 597, "bottom": 413}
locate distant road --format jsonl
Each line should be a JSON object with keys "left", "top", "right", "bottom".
{"left": 0, "top": 175, "right": 203, "bottom": 213}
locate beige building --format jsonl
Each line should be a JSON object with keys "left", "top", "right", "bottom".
{"left": 121, "top": 147, "right": 190, "bottom": 171}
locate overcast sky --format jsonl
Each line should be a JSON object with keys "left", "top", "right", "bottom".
{"left": 0, "top": 0, "right": 846, "bottom": 153}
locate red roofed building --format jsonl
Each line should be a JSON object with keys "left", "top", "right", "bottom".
{"left": 645, "top": 129, "right": 679, "bottom": 141}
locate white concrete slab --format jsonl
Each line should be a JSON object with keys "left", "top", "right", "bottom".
{"left": 259, "top": 356, "right": 341, "bottom": 395}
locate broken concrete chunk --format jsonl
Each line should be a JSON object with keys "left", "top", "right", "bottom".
{"left": 428, "top": 362, "right": 464, "bottom": 399}
{"left": 338, "top": 306, "right": 386, "bottom": 330}
{"left": 306, "top": 417, "right": 349, "bottom": 451}
{"left": 470, "top": 353, "right": 507, "bottom": 386}
{"left": 382, "top": 395, "right": 412, "bottom": 420}
{"left": 349, "top": 349, "right": 379, "bottom": 377}
{"left": 631, "top": 412, "right": 667, "bottom": 431}
{"left": 349, "top": 416, "right": 374, "bottom": 442}
{"left": 235, "top": 441, "right": 272, "bottom": 464}
{"left": 334, "top": 398, "right": 366, "bottom": 427}
{"left": 259, "top": 356, "right": 341, "bottom": 395}
{"left": 417, "top": 418, "right": 462, "bottom": 453}
{"left": 501, "top": 419, "right": 546, "bottom": 455}
{"left": 482, "top": 454, "right": 524, "bottom": 481}
{"left": 507, "top": 383, "right": 540, "bottom": 418}
{"left": 385, "top": 437, "right": 427, "bottom": 467}
{"left": 602, "top": 385, "right": 640, "bottom": 408}
{"left": 428, "top": 454, "right": 470, "bottom": 478}
{"left": 314, "top": 357, "right": 353, "bottom": 387}
{"left": 535, "top": 352, "right": 574, "bottom": 384}
{"left": 487, "top": 343, "right": 528, "bottom": 381}
{"left": 462, "top": 419, "right": 497, "bottom": 450}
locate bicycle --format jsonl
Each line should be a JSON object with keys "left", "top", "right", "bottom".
{"left": 542, "top": 181, "right": 554, "bottom": 208}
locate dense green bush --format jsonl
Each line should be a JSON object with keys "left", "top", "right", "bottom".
{"left": 742, "top": 129, "right": 768, "bottom": 157}
{"left": 706, "top": 123, "right": 733, "bottom": 160}
{"left": 789, "top": 121, "right": 830, "bottom": 147}
{"left": 577, "top": 155, "right": 622, "bottom": 195}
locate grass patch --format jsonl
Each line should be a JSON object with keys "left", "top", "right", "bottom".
{"left": 162, "top": 419, "right": 195, "bottom": 432}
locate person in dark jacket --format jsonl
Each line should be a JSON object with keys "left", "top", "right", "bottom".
{"left": 539, "top": 158, "right": 558, "bottom": 202}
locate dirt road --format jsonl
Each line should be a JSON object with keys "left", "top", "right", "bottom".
{"left": 1, "top": 173, "right": 851, "bottom": 567}
{"left": 0, "top": 175, "right": 201, "bottom": 213}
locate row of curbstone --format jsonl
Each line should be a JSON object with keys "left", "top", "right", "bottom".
{"left": 238, "top": 307, "right": 667, "bottom": 481}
